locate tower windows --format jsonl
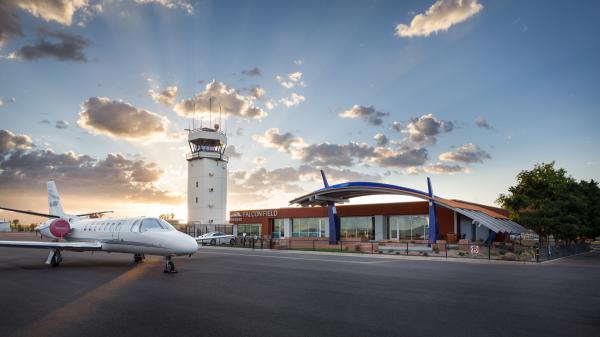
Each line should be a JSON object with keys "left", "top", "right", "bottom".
{"left": 209, "top": 188, "right": 214, "bottom": 192}
{"left": 195, "top": 197, "right": 198, "bottom": 203}
{"left": 196, "top": 181, "right": 198, "bottom": 188}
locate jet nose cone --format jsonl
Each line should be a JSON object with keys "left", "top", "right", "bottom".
{"left": 180, "top": 233, "right": 199, "bottom": 255}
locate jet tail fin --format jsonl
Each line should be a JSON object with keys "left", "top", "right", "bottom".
{"left": 47, "top": 181, "right": 66, "bottom": 218}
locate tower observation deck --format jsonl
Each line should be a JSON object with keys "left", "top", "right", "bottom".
{"left": 186, "top": 125, "right": 228, "bottom": 227}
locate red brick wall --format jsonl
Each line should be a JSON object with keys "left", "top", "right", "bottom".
{"left": 231, "top": 201, "right": 462, "bottom": 237}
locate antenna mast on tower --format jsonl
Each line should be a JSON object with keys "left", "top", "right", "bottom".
{"left": 209, "top": 96, "right": 213, "bottom": 129}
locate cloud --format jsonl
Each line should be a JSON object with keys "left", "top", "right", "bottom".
{"left": 235, "top": 127, "right": 244, "bottom": 136}
{"left": 253, "top": 128, "right": 428, "bottom": 169}
{"left": 0, "top": 129, "right": 180, "bottom": 203}
{"left": 265, "top": 99, "right": 276, "bottom": 110}
{"left": 475, "top": 117, "right": 493, "bottom": 129}
{"left": 224, "top": 145, "right": 242, "bottom": 158}
{"left": 77, "top": 97, "right": 170, "bottom": 140}
{"left": 40, "top": 119, "right": 51, "bottom": 124}
{"left": 13, "top": 0, "right": 89, "bottom": 26}
{"left": 439, "top": 143, "right": 490, "bottom": 163}
{"left": 0, "top": 3, "right": 23, "bottom": 48}
{"left": 15, "top": 28, "right": 89, "bottom": 62}
{"left": 0, "top": 129, "right": 34, "bottom": 152}
{"left": 229, "top": 165, "right": 379, "bottom": 209}
{"left": 371, "top": 146, "right": 429, "bottom": 168}
{"left": 149, "top": 86, "right": 178, "bottom": 106}
{"left": 241, "top": 67, "right": 261, "bottom": 76}
{"left": 228, "top": 166, "right": 308, "bottom": 206}
{"left": 419, "top": 163, "right": 466, "bottom": 174}
{"left": 293, "top": 59, "right": 303, "bottom": 65}
{"left": 339, "top": 105, "right": 389, "bottom": 126}
{"left": 279, "top": 93, "right": 305, "bottom": 108}
{"left": 299, "top": 142, "right": 375, "bottom": 167}
{"left": 276, "top": 72, "right": 304, "bottom": 89}
{"left": 55, "top": 120, "right": 69, "bottom": 129}
{"left": 395, "top": 0, "right": 483, "bottom": 37}
{"left": 0, "top": 96, "right": 16, "bottom": 106}
{"left": 298, "top": 165, "right": 380, "bottom": 184}
{"left": 373, "top": 133, "right": 389, "bottom": 146}
{"left": 252, "top": 128, "right": 305, "bottom": 154}
{"left": 134, "top": 0, "right": 194, "bottom": 15}
{"left": 174, "top": 80, "right": 267, "bottom": 120}
{"left": 253, "top": 156, "right": 265, "bottom": 166}
{"left": 390, "top": 121, "right": 402, "bottom": 132}
{"left": 248, "top": 86, "right": 265, "bottom": 100}
{"left": 401, "top": 113, "right": 454, "bottom": 144}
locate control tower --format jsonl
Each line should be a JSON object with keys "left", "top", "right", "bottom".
{"left": 186, "top": 125, "right": 228, "bottom": 228}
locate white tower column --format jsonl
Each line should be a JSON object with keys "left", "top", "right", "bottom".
{"left": 187, "top": 127, "right": 228, "bottom": 226}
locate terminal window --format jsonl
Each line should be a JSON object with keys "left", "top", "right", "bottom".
{"left": 389, "top": 215, "right": 429, "bottom": 241}
{"left": 273, "top": 219, "right": 285, "bottom": 238}
{"left": 237, "top": 224, "right": 261, "bottom": 237}
{"left": 340, "top": 216, "right": 374, "bottom": 239}
{"left": 292, "top": 217, "right": 328, "bottom": 238}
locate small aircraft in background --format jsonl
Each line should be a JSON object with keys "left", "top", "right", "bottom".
{"left": 0, "top": 181, "right": 198, "bottom": 273}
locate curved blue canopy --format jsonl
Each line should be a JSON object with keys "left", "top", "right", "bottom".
{"left": 290, "top": 181, "right": 433, "bottom": 207}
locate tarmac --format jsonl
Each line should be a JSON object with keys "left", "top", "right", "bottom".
{"left": 0, "top": 233, "right": 599, "bottom": 337}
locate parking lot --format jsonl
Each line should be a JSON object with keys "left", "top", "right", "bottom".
{"left": 0, "top": 233, "right": 599, "bottom": 337}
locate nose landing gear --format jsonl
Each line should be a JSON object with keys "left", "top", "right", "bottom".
{"left": 133, "top": 253, "right": 145, "bottom": 263}
{"left": 163, "top": 256, "right": 177, "bottom": 273}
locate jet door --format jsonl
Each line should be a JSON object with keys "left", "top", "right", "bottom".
{"left": 112, "top": 222, "right": 121, "bottom": 241}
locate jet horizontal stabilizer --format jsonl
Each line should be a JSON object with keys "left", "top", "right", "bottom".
{"left": 0, "top": 206, "right": 60, "bottom": 219}
{"left": 76, "top": 211, "right": 114, "bottom": 217}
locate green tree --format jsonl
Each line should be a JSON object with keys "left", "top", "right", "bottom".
{"left": 159, "top": 213, "right": 175, "bottom": 220}
{"left": 497, "top": 162, "right": 600, "bottom": 242}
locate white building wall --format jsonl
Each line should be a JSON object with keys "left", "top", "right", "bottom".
{"left": 374, "top": 215, "right": 384, "bottom": 241}
{"left": 188, "top": 157, "right": 228, "bottom": 224}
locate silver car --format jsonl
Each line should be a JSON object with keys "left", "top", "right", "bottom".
{"left": 195, "top": 231, "right": 236, "bottom": 246}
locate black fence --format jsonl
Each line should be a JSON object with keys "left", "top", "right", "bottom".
{"left": 201, "top": 237, "right": 591, "bottom": 263}
{"left": 538, "top": 242, "right": 591, "bottom": 262}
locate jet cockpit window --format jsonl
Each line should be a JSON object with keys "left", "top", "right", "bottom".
{"left": 130, "top": 219, "right": 141, "bottom": 232}
{"left": 158, "top": 219, "right": 176, "bottom": 231}
{"left": 140, "top": 218, "right": 162, "bottom": 232}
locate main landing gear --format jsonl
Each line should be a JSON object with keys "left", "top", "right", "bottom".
{"left": 46, "top": 249, "right": 63, "bottom": 267}
{"left": 133, "top": 253, "right": 145, "bottom": 263}
{"left": 163, "top": 256, "right": 177, "bottom": 273}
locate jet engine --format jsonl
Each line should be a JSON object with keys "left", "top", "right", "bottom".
{"left": 40, "top": 218, "right": 71, "bottom": 239}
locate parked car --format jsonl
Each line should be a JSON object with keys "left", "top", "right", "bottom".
{"left": 195, "top": 231, "right": 236, "bottom": 246}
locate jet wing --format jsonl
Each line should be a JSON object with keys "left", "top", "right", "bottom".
{"left": 0, "top": 240, "right": 102, "bottom": 251}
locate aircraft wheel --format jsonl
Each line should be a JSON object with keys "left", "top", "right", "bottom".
{"left": 230, "top": 238, "right": 235, "bottom": 245}
{"left": 51, "top": 252, "right": 61, "bottom": 267}
{"left": 164, "top": 260, "right": 176, "bottom": 273}
{"left": 133, "top": 254, "right": 144, "bottom": 263}
{"left": 210, "top": 239, "right": 216, "bottom": 246}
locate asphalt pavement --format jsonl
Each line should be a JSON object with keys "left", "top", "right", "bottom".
{"left": 0, "top": 233, "right": 599, "bottom": 337}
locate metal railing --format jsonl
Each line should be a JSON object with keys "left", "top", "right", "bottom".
{"left": 200, "top": 237, "right": 591, "bottom": 263}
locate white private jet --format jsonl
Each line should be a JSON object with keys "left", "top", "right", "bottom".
{"left": 0, "top": 181, "right": 198, "bottom": 273}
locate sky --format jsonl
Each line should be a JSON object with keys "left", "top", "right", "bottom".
{"left": 1, "top": 0, "right": 599, "bottom": 224}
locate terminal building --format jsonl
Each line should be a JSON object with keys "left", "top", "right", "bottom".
{"left": 229, "top": 177, "right": 527, "bottom": 244}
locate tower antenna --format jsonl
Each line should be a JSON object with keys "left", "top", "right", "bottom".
{"left": 209, "top": 96, "right": 213, "bottom": 129}
{"left": 193, "top": 94, "right": 196, "bottom": 130}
